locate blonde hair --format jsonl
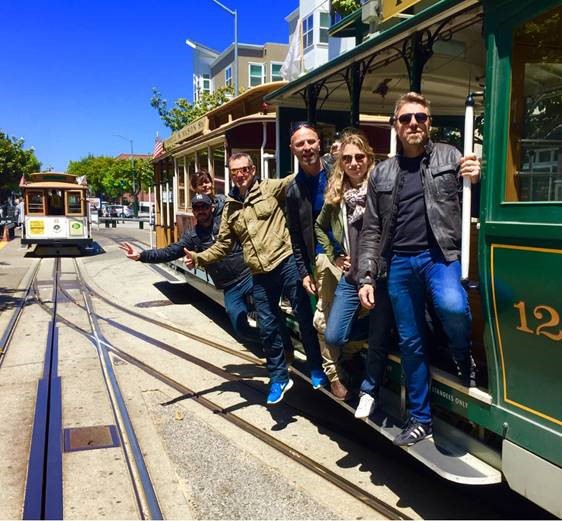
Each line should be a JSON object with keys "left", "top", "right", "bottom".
{"left": 324, "top": 132, "right": 375, "bottom": 205}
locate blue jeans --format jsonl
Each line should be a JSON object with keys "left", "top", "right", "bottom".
{"left": 388, "top": 249, "right": 472, "bottom": 423}
{"left": 324, "top": 277, "right": 369, "bottom": 348}
{"left": 360, "top": 280, "right": 394, "bottom": 397}
{"left": 224, "top": 273, "right": 293, "bottom": 350}
{"left": 252, "top": 255, "right": 323, "bottom": 383}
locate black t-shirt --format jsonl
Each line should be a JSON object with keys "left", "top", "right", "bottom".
{"left": 392, "top": 155, "right": 434, "bottom": 254}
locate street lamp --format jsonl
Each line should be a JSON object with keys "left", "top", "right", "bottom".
{"left": 114, "top": 134, "right": 137, "bottom": 216}
{"left": 187, "top": 0, "right": 238, "bottom": 97}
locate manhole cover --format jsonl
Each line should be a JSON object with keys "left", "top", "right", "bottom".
{"left": 135, "top": 300, "right": 172, "bottom": 308}
{"left": 63, "top": 425, "right": 120, "bottom": 452}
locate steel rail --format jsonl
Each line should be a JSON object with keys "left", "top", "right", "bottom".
{"left": 76, "top": 263, "right": 409, "bottom": 519}
{"left": 0, "top": 260, "right": 41, "bottom": 366}
{"left": 75, "top": 260, "right": 163, "bottom": 520}
{"left": 23, "top": 258, "right": 63, "bottom": 520}
{"left": 37, "top": 264, "right": 410, "bottom": 520}
{"left": 103, "top": 342, "right": 410, "bottom": 521}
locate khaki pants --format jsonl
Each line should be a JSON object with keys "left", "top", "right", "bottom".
{"left": 313, "top": 254, "right": 364, "bottom": 382}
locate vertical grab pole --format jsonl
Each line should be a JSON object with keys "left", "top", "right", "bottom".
{"left": 389, "top": 126, "right": 397, "bottom": 158}
{"left": 461, "top": 94, "right": 475, "bottom": 281}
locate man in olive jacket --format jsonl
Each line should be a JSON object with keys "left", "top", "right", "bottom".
{"left": 184, "top": 153, "right": 326, "bottom": 405}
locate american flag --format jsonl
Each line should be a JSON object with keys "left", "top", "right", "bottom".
{"left": 152, "top": 137, "right": 165, "bottom": 159}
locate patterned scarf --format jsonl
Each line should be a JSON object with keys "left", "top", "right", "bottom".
{"left": 343, "top": 181, "right": 367, "bottom": 224}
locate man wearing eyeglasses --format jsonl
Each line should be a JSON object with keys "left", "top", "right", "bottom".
{"left": 358, "top": 92, "right": 480, "bottom": 446}
{"left": 183, "top": 153, "right": 326, "bottom": 405}
{"left": 120, "top": 193, "right": 260, "bottom": 347}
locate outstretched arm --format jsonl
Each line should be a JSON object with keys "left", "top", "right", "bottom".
{"left": 119, "top": 242, "right": 141, "bottom": 261}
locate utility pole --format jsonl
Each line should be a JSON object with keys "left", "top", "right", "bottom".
{"left": 114, "top": 134, "right": 138, "bottom": 217}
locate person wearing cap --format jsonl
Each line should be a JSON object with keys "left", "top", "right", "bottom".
{"left": 120, "top": 192, "right": 260, "bottom": 345}
{"left": 189, "top": 169, "right": 226, "bottom": 217}
{"left": 183, "top": 152, "right": 327, "bottom": 405}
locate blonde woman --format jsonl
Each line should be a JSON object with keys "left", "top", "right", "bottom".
{"left": 316, "top": 132, "right": 395, "bottom": 413}
{"left": 314, "top": 132, "right": 372, "bottom": 398}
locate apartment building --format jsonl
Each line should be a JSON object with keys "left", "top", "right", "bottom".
{"left": 188, "top": 40, "right": 288, "bottom": 101}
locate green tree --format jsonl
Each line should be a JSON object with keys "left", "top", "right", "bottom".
{"left": 67, "top": 155, "right": 115, "bottom": 198}
{"left": 151, "top": 85, "right": 235, "bottom": 131}
{"left": 68, "top": 155, "right": 154, "bottom": 211}
{"left": 0, "top": 132, "right": 41, "bottom": 197}
{"left": 331, "top": 0, "right": 360, "bottom": 16}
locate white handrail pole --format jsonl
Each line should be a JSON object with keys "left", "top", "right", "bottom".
{"left": 461, "top": 95, "right": 474, "bottom": 281}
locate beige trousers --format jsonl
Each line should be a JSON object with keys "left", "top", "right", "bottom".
{"left": 313, "top": 254, "right": 364, "bottom": 382}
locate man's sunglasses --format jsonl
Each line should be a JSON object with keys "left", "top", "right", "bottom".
{"left": 342, "top": 153, "right": 366, "bottom": 163}
{"left": 395, "top": 112, "right": 430, "bottom": 125}
{"left": 192, "top": 204, "right": 210, "bottom": 210}
{"left": 230, "top": 165, "right": 252, "bottom": 176}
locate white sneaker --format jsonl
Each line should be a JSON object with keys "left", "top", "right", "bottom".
{"left": 355, "top": 393, "right": 376, "bottom": 419}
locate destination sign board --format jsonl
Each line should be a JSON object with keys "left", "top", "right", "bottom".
{"left": 165, "top": 117, "right": 207, "bottom": 150}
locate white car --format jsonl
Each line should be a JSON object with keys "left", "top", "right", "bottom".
{"left": 103, "top": 204, "right": 133, "bottom": 218}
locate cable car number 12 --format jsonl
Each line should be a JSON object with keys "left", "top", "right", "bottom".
{"left": 513, "top": 301, "right": 562, "bottom": 341}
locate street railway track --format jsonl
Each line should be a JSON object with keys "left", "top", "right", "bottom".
{"left": 27, "top": 257, "right": 411, "bottom": 520}
{"left": 0, "top": 260, "right": 40, "bottom": 368}
{"left": 21, "top": 258, "right": 163, "bottom": 519}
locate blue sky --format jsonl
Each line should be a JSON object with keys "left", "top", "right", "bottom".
{"left": 0, "top": 0, "right": 297, "bottom": 171}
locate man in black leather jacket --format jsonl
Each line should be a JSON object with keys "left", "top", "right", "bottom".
{"left": 120, "top": 193, "right": 260, "bottom": 345}
{"left": 358, "top": 92, "right": 480, "bottom": 446}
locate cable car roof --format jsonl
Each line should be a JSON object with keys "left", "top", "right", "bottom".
{"left": 22, "top": 172, "right": 88, "bottom": 189}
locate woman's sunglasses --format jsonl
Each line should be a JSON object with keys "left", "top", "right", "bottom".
{"left": 342, "top": 153, "right": 366, "bottom": 163}
{"left": 395, "top": 112, "right": 430, "bottom": 125}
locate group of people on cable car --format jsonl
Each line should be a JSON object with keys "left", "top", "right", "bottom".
{"left": 122, "top": 91, "right": 481, "bottom": 447}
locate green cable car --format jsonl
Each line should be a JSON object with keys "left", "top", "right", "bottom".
{"left": 265, "top": 0, "right": 561, "bottom": 515}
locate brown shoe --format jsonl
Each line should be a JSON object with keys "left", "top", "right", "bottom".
{"left": 330, "top": 380, "right": 350, "bottom": 401}
{"left": 284, "top": 348, "right": 295, "bottom": 366}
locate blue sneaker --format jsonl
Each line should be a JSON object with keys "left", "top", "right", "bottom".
{"left": 310, "top": 369, "right": 328, "bottom": 390}
{"left": 266, "top": 378, "right": 294, "bottom": 405}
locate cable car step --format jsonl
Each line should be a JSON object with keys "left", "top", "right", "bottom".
{"left": 362, "top": 390, "right": 502, "bottom": 485}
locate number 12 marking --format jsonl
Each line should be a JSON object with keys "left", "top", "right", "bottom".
{"left": 514, "top": 301, "right": 562, "bottom": 341}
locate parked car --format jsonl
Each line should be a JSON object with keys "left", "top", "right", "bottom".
{"left": 102, "top": 204, "right": 132, "bottom": 218}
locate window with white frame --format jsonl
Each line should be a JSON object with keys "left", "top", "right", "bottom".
{"left": 225, "top": 66, "right": 232, "bottom": 87}
{"left": 201, "top": 74, "right": 211, "bottom": 95}
{"left": 193, "top": 75, "right": 199, "bottom": 101}
{"left": 320, "top": 12, "right": 330, "bottom": 44}
{"left": 270, "top": 62, "right": 283, "bottom": 82}
{"left": 249, "top": 63, "right": 265, "bottom": 87}
{"left": 303, "top": 14, "right": 314, "bottom": 49}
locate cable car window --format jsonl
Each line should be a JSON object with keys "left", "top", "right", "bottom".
{"left": 66, "top": 191, "right": 83, "bottom": 215}
{"left": 27, "top": 191, "right": 45, "bottom": 214}
{"left": 176, "top": 157, "right": 186, "bottom": 210}
{"left": 506, "top": 6, "right": 562, "bottom": 202}
{"left": 186, "top": 154, "right": 196, "bottom": 205}
{"left": 197, "top": 148, "right": 209, "bottom": 178}
{"left": 211, "top": 145, "right": 226, "bottom": 195}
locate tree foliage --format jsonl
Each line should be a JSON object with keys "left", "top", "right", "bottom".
{"left": 331, "top": 0, "right": 360, "bottom": 16}
{"left": 150, "top": 85, "right": 235, "bottom": 131}
{"left": 0, "top": 131, "right": 41, "bottom": 195}
{"left": 67, "top": 155, "right": 154, "bottom": 201}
